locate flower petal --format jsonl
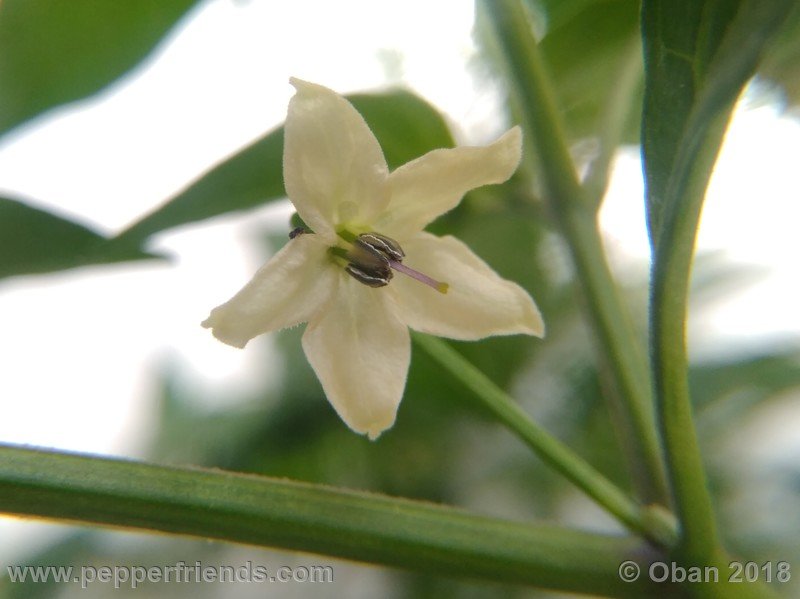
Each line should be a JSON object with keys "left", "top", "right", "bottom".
{"left": 302, "top": 275, "right": 410, "bottom": 440}
{"left": 202, "top": 234, "right": 336, "bottom": 348}
{"left": 389, "top": 232, "right": 544, "bottom": 340}
{"left": 284, "top": 78, "right": 389, "bottom": 241}
{"left": 376, "top": 127, "right": 522, "bottom": 239}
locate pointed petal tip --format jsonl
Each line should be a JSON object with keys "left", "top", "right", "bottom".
{"left": 345, "top": 411, "right": 397, "bottom": 441}
{"left": 288, "top": 76, "right": 306, "bottom": 90}
{"left": 288, "top": 77, "right": 325, "bottom": 96}
{"left": 330, "top": 399, "right": 400, "bottom": 442}
{"left": 202, "top": 313, "right": 249, "bottom": 349}
{"left": 301, "top": 278, "right": 408, "bottom": 442}
{"left": 519, "top": 296, "right": 546, "bottom": 339}
{"left": 329, "top": 398, "right": 399, "bottom": 441}
{"left": 364, "top": 412, "right": 396, "bottom": 440}
{"left": 526, "top": 315, "right": 546, "bottom": 339}
{"left": 505, "top": 124, "right": 523, "bottom": 142}
{"left": 378, "top": 125, "right": 524, "bottom": 238}
{"left": 495, "top": 125, "right": 523, "bottom": 173}
{"left": 330, "top": 383, "right": 400, "bottom": 440}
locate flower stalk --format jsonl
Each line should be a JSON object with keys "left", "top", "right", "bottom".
{"left": 413, "top": 333, "right": 678, "bottom": 548}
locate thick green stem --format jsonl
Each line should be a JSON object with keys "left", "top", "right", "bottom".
{"left": 482, "top": 0, "right": 668, "bottom": 505}
{"left": 0, "top": 444, "right": 663, "bottom": 596}
{"left": 414, "top": 333, "right": 677, "bottom": 547}
{"left": 641, "top": 0, "right": 797, "bottom": 581}
{"left": 650, "top": 110, "right": 731, "bottom": 565}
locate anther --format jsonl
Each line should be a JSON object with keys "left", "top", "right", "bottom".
{"left": 344, "top": 232, "right": 448, "bottom": 294}
{"left": 289, "top": 226, "right": 308, "bottom": 239}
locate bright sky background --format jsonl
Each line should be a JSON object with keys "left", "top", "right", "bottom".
{"left": 1, "top": 0, "right": 799, "bottom": 565}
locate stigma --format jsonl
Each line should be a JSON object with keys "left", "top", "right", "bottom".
{"left": 345, "top": 232, "right": 448, "bottom": 294}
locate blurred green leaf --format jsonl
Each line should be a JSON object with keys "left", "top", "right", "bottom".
{"left": 535, "top": 0, "right": 642, "bottom": 143}
{"left": 478, "top": 0, "right": 643, "bottom": 201}
{"left": 0, "top": 196, "right": 157, "bottom": 280}
{"left": 0, "top": 0, "right": 200, "bottom": 138}
{"left": 350, "top": 91, "right": 455, "bottom": 170}
{"left": 759, "top": 3, "right": 800, "bottom": 104}
{"left": 113, "top": 90, "right": 455, "bottom": 248}
{"left": 642, "top": 0, "right": 794, "bottom": 247}
{"left": 0, "top": 532, "right": 96, "bottom": 599}
{"left": 693, "top": 350, "right": 800, "bottom": 431}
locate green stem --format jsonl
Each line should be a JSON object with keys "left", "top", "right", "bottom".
{"left": 413, "top": 333, "right": 677, "bottom": 547}
{"left": 642, "top": 0, "right": 796, "bottom": 576}
{"left": 0, "top": 444, "right": 660, "bottom": 596}
{"left": 482, "top": 0, "right": 669, "bottom": 505}
{"left": 650, "top": 110, "right": 731, "bottom": 564}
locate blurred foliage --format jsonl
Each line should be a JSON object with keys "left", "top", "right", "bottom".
{"left": 760, "top": 2, "right": 800, "bottom": 104}
{"left": 0, "top": 195, "right": 158, "bottom": 280}
{"left": 113, "top": 90, "right": 454, "bottom": 249}
{"left": 2, "top": 0, "right": 800, "bottom": 597}
{"left": 533, "top": 0, "right": 642, "bottom": 144}
{"left": 0, "top": 0, "right": 200, "bottom": 138}
{"left": 642, "top": 0, "right": 796, "bottom": 245}
{"left": 693, "top": 350, "right": 800, "bottom": 433}
{"left": 2, "top": 88, "right": 453, "bottom": 280}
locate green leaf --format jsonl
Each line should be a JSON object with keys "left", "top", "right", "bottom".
{"left": 0, "top": 196, "right": 157, "bottom": 280}
{"left": 348, "top": 91, "right": 455, "bottom": 170}
{"left": 510, "top": 1, "right": 644, "bottom": 202}
{"left": 0, "top": 444, "right": 662, "bottom": 596}
{"left": 642, "top": 0, "right": 795, "bottom": 247}
{"left": 536, "top": 0, "right": 642, "bottom": 143}
{"left": 113, "top": 90, "right": 455, "bottom": 248}
{"left": 0, "top": 0, "right": 200, "bottom": 138}
{"left": 759, "top": 3, "right": 800, "bottom": 104}
{"left": 642, "top": 0, "right": 796, "bottom": 565}
{"left": 692, "top": 350, "right": 800, "bottom": 436}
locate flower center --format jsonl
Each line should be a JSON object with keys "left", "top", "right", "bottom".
{"left": 337, "top": 231, "right": 448, "bottom": 294}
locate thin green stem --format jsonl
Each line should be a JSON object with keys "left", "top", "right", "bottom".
{"left": 413, "top": 333, "right": 677, "bottom": 547}
{"left": 482, "top": 0, "right": 669, "bottom": 505}
{"left": 0, "top": 444, "right": 662, "bottom": 596}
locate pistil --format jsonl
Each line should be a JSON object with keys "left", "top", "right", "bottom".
{"left": 337, "top": 230, "right": 449, "bottom": 294}
{"left": 388, "top": 260, "right": 448, "bottom": 294}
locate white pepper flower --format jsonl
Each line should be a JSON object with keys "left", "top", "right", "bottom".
{"left": 203, "top": 79, "right": 544, "bottom": 439}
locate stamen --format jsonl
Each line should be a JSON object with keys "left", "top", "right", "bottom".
{"left": 340, "top": 231, "right": 449, "bottom": 293}
{"left": 389, "top": 260, "right": 449, "bottom": 294}
{"left": 357, "top": 233, "right": 405, "bottom": 261}
{"left": 336, "top": 228, "right": 359, "bottom": 243}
